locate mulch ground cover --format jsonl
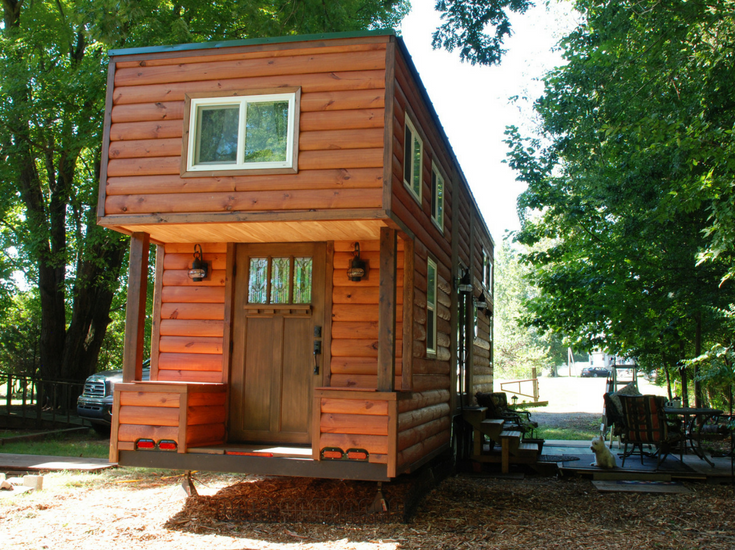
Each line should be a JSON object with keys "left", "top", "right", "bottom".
{"left": 166, "top": 474, "right": 735, "bottom": 549}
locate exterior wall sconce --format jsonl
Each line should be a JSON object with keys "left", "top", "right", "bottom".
{"left": 188, "top": 244, "right": 208, "bottom": 282}
{"left": 474, "top": 291, "right": 489, "bottom": 311}
{"left": 457, "top": 269, "right": 473, "bottom": 293}
{"left": 347, "top": 242, "right": 368, "bottom": 282}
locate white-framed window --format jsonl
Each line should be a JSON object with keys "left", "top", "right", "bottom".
{"left": 431, "top": 163, "right": 445, "bottom": 232}
{"left": 427, "top": 258, "right": 437, "bottom": 355}
{"left": 403, "top": 116, "right": 423, "bottom": 203}
{"left": 482, "top": 248, "right": 492, "bottom": 292}
{"left": 185, "top": 91, "right": 298, "bottom": 173}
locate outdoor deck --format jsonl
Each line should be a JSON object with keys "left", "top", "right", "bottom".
{"left": 542, "top": 439, "right": 734, "bottom": 483}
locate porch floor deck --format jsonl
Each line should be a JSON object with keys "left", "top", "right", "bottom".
{"left": 189, "top": 444, "right": 312, "bottom": 459}
{"left": 543, "top": 439, "right": 734, "bottom": 482}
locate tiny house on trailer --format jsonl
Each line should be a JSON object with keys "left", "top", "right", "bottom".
{"left": 100, "top": 29, "right": 496, "bottom": 481}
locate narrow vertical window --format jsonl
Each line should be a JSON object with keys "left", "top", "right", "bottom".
{"left": 431, "top": 163, "right": 445, "bottom": 231}
{"left": 403, "top": 116, "right": 423, "bottom": 203}
{"left": 248, "top": 258, "right": 268, "bottom": 304}
{"left": 427, "top": 258, "right": 437, "bottom": 355}
{"left": 482, "top": 249, "right": 493, "bottom": 292}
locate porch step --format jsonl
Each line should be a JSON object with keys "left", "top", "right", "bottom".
{"left": 462, "top": 407, "right": 488, "bottom": 429}
{"left": 518, "top": 442, "right": 540, "bottom": 456}
{"left": 479, "top": 418, "right": 504, "bottom": 439}
{"left": 500, "top": 430, "right": 521, "bottom": 454}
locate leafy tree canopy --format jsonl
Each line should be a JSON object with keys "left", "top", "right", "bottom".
{"left": 506, "top": 0, "right": 735, "bottom": 399}
{"left": 433, "top": 0, "right": 532, "bottom": 65}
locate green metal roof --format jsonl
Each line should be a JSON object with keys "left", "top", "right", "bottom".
{"left": 108, "top": 28, "right": 396, "bottom": 57}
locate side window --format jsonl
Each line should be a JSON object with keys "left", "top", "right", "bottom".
{"left": 184, "top": 90, "right": 299, "bottom": 174}
{"left": 431, "top": 163, "right": 445, "bottom": 232}
{"left": 482, "top": 248, "right": 492, "bottom": 292}
{"left": 427, "top": 258, "right": 437, "bottom": 355}
{"left": 403, "top": 116, "right": 423, "bottom": 203}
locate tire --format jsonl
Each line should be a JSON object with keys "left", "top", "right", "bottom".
{"left": 91, "top": 423, "right": 111, "bottom": 437}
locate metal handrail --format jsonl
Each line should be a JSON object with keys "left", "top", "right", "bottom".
{"left": 0, "top": 372, "right": 84, "bottom": 426}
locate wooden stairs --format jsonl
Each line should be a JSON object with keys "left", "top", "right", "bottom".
{"left": 463, "top": 407, "right": 542, "bottom": 474}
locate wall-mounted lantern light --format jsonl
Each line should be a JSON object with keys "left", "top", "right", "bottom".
{"left": 347, "top": 242, "right": 368, "bottom": 282}
{"left": 188, "top": 244, "right": 208, "bottom": 282}
{"left": 474, "top": 290, "right": 489, "bottom": 312}
{"left": 457, "top": 269, "right": 473, "bottom": 293}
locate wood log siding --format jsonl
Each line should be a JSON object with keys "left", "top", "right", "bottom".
{"left": 155, "top": 243, "right": 226, "bottom": 384}
{"left": 110, "top": 382, "right": 227, "bottom": 461}
{"left": 314, "top": 389, "right": 397, "bottom": 472}
{"left": 330, "top": 240, "right": 403, "bottom": 389}
{"left": 102, "top": 42, "right": 389, "bottom": 218}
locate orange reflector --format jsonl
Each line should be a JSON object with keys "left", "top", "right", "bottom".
{"left": 321, "top": 447, "right": 344, "bottom": 460}
{"left": 347, "top": 451, "right": 368, "bottom": 460}
{"left": 136, "top": 439, "right": 155, "bottom": 450}
{"left": 158, "top": 440, "right": 177, "bottom": 451}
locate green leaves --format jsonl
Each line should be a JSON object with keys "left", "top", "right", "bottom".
{"left": 432, "top": 0, "right": 532, "bottom": 66}
{"left": 508, "top": 0, "right": 735, "bottom": 371}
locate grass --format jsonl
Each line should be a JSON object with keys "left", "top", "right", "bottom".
{"left": 535, "top": 422, "right": 600, "bottom": 441}
{"left": 0, "top": 428, "right": 110, "bottom": 458}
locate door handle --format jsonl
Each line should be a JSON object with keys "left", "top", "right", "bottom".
{"left": 313, "top": 340, "right": 322, "bottom": 375}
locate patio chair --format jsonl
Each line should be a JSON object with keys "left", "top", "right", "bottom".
{"left": 617, "top": 394, "right": 683, "bottom": 468}
{"left": 603, "top": 392, "right": 626, "bottom": 438}
{"left": 475, "top": 392, "right": 538, "bottom": 436}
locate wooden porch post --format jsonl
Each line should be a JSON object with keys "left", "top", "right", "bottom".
{"left": 378, "top": 227, "right": 397, "bottom": 392}
{"left": 123, "top": 232, "right": 150, "bottom": 383}
{"left": 401, "top": 235, "right": 414, "bottom": 391}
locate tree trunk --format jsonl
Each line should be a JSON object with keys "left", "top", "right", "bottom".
{"left": 694, "top": 312, "right": 702, "bottom": 407}
{"left": 61, "top": 230, "right": 128, "bottom": 381}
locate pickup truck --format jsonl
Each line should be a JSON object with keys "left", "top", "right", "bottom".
{"left": 77, "top": 360, "right": 150, "bottom": 435}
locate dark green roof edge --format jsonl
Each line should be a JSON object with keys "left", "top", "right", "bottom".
{"left": 108, "top": 28, "right": 395, "bottom": 57}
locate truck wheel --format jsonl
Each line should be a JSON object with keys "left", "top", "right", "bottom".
{"left": 92, "top": 424, "right": 111, "bottom": 437}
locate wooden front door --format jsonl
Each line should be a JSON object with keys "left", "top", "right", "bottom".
{"left": 229, "top": 243, "right": 325, "bottom": 444}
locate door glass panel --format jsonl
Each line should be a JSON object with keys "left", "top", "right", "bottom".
{"left": 292, "top": 257, "right": 313, "bottom": 304}
{"left": 248, "top": 258, "right": 268, "bottom": 304}
{"left": 270, "top": 257, "right": 291, "bottom": 304}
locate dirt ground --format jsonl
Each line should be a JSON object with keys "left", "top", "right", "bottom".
{"left": 2, "top": 378, "right": 724, "bottom": 549}
{"left": 1, "top": 468, "right": 734, "bottom": 549}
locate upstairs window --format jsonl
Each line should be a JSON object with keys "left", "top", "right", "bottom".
{"left": 403, "top": 116, "right": 423, "bottom": 203}
{"left": 427, "top": 258, "right": 437, "bottom": 355}
{"left": 184, "top": 90, "right": 299, "bottom": 174}
{"left": 482, "top": 248, "right": 493, "bottom": 292}
{"left": 431, "top": 163, "right": 445, "bottom": 232}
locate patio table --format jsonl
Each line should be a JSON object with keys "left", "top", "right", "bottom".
{"left": 664, "top": 407, "right": 723, "bottom": 467}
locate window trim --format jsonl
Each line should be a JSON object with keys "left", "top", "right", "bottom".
{"left": 403, "top": 115, "right": 423, "bottom": 204}
{"left": 181, "top": 88, "right": 300, "bottom": 178}
{"left": 482, "top": 249, "right": 493, "bottom": 293}
{"left": 426, "top": 257, "right": 438, "bottom": 356}
{"left": 431, "top": 162, "right": 445, "bottom": 233}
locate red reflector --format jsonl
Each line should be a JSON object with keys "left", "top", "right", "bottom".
{"left": 158, "top": 440, "right": 177, "bottom": 451}
{"left": 136, "top": 439, "right": 155, "bottom": 450}
{"left": 322, "top": 451, "right": 343, "bottom": 459}
{"left": 347, "top": 451, "right": 368, "bottom": 460}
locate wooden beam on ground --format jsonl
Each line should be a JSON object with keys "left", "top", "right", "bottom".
{"left": 123, "top": 232, "right": 150, "bottom": 383}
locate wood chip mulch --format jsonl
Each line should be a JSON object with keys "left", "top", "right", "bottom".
{"left": 166, "top": 474, "right": 735, "bottom": 549}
